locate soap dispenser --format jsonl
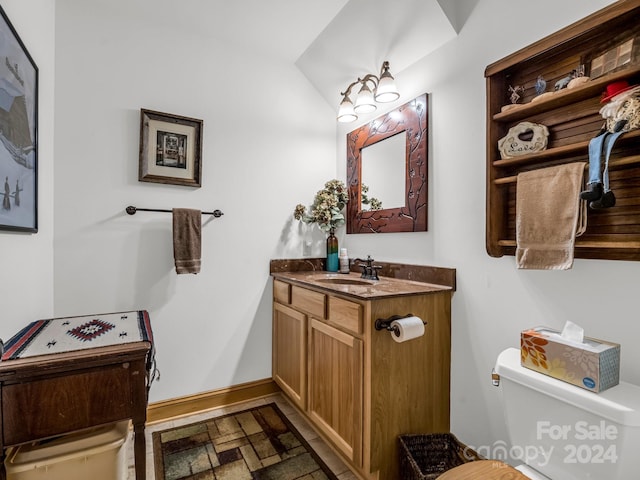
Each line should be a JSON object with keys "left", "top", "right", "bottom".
{"left": 339, "top": 248, "right": 350, "bottom": 274}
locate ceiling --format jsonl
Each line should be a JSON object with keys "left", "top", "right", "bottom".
{"left": 295, "top": 0, "right": 461, "bottom": 108}
{"left": 106, "top": 0, "right": 469, "bottom": 111}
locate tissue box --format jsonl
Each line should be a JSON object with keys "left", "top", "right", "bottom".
{"left": 521, "top": 327, "right": 620, "bottom": 392}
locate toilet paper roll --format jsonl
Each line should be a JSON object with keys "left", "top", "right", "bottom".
{"left": 390, "top": 316, "right": 425, "bottom": 343}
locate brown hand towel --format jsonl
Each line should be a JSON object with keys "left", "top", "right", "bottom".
{"left": 516, "top": 162, "right": 587, "bottom": 270}
{"left": 172, "top": 208, "right": 201, "bottom": 274}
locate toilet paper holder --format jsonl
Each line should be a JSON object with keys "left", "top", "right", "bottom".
{"left": 374, "top": 314, "right": 427, "bottom": 337}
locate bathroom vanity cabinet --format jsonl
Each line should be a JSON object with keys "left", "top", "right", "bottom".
{"left": 272, "top": 272, "right": 452, "bottom": 480}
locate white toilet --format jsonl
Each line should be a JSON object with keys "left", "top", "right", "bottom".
{"left": 444, "top": 347, "right": 640, "bottom": 479}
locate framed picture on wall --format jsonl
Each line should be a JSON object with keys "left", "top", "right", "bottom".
{"left": 0, "top": 5, "right": 39, "bottom": 233}
{"left": 139, "top": 109, "right": 203, "bottom": 187}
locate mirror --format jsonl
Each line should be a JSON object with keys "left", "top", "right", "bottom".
{"left": 361, "top": 132, "right": 406, "bottom": 210}
{"left": 346, "top": 93, "right": 428, "bottom": 233}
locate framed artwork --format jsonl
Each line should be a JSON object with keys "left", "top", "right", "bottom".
{"left": 0, "top": 5, "right": 38, "bottom": 233}
{"left": 139, "top": 109, "right": 203, "bottom": 187}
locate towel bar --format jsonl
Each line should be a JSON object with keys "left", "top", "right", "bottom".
{"left": 125, "top": 206, "right": 223, "bottom": 217}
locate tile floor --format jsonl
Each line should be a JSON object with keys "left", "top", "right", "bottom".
{"left": 126, "top": 392, "right": 358, "bottom": 480}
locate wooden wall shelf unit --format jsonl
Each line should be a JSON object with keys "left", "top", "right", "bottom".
{"left": 485, "top": 0, "right": 640, "bottom": 261}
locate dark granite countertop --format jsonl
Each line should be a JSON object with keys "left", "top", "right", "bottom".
{"left": 271, "top": 270, "right": 452, "bottom": 300}
{"left": 270, "top": 258, "right": 456, "bottom": 300}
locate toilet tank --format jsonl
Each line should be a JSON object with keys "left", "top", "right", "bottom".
{"left": 495, "top": 348, "right": 640, "bottom": 480}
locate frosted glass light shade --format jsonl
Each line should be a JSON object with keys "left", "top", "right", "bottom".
{"left": 354, "top": 83, "right": 377, "bottom": 114}
{"left": 375, "top": 74, "right": 400, "bottom": 103}
{"left": 337, "top": 96, "right": 357, "bottom": 123}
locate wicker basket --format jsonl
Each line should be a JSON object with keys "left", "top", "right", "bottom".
{"left": 398, "top": 433, "right": 483, "bottom": 480}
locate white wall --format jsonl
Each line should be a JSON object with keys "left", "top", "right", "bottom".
{"left": 0, "top": 0, "right": 55, "bottom": 339}
{"left": 339, "top": 0, "right": 635, "bottom": 453}
{"left": 53, "top": 0, "right": 336, "bottom": 402}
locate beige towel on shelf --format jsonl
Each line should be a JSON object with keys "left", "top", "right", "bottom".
{"left": 172, "top": 208, "right": 202, "bottom": 274}
{"left": 516, "top": 162, "right": 587, "bottom": 270}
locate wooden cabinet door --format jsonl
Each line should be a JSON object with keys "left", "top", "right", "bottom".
{"left": 308, "top": 318, "right": 363, "bottom": 466}
{"left": 273, "top": 302, "right": 307, "bottom": 409}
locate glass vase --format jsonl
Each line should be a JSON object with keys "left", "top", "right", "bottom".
{"left": 326, "top": 227, "right": 339, "bottom": 272}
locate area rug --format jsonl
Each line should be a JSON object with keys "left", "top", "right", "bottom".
{"left": 153, "top": 402, "right": 339, "bottom": 480}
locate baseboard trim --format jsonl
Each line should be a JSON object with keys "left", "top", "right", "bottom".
{"left": 146, "top": 378, "right": 280, "bottom": 425}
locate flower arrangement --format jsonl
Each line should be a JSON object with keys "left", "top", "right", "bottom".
{"left": 294, "top": 179, "right": 348, "bottom": 232}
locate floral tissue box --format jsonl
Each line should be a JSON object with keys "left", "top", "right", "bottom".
{"left": 521, "top": 327, "right": 620, "bottom": 393}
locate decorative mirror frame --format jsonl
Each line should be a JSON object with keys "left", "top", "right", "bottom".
{"left": 346, "top": 93, "right": 428, "bottom": 234}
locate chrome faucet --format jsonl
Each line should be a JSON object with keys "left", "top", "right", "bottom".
{"left": 352, "top": 255, "right": 382, "bottom": 281}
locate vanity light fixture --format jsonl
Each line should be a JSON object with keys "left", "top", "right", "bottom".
{"left": 337, "top": 61, "right": 400, "bottom": 123}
